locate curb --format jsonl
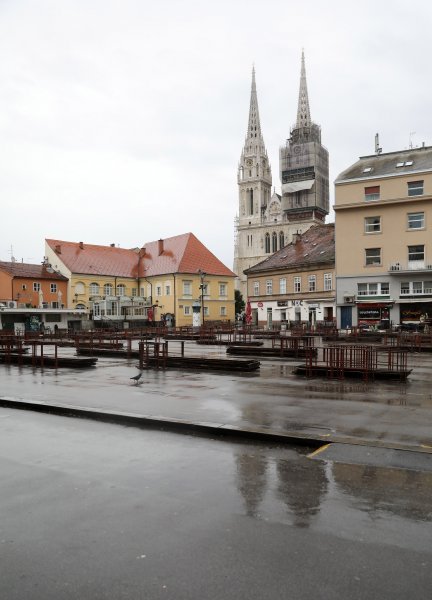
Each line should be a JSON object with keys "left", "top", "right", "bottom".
{"left": 0, "top": 397, "right": 430, "bottom": 454}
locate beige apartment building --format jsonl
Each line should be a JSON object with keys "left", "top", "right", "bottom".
{"left": 334, "top": 145, "right": 432, "bottom": 329}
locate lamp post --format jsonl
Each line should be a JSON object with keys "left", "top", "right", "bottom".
{"left": 198, "top": 270, "right": 206, "bottom": 326}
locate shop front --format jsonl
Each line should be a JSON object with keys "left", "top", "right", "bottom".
{"left": 399, "top": 302, "right": 432, "bottom": 324}
{"left": 357, "top": 303, "right": 392, "bottom": 328}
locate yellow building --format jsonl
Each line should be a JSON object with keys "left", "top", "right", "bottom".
{"left": 334, "top": 145, "right": 432, "bottom": 329}
{"left": 45, "top": 234, "right": 235, "bottom": 328}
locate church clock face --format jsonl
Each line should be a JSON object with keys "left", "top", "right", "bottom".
{"left": 246, "top": 158, "right": 253, "bottom": 166}
{"left": 293, "top": 145, "right": 301, "bottom": 155}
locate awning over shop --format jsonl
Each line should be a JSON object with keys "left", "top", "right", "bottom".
{"left": 282, "top": 179, "right": 315, "bottom": 194}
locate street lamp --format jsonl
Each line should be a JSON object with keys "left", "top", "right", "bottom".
{"left": 198, "top": 270, "right": 207, "bottom": 326}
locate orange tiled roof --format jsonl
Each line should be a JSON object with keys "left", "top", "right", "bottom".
{"left": 46, "top": 234, "right": 235, "bottom": 278}
{"left": 0, "top": 261, "right": 68, "bottom": 281}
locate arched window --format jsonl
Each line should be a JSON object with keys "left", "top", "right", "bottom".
{"left": 239, "top": 166, "right": 244, "bottom": 181}
{"left": 249, "top": 189, "right": 254, "bottom": 215}
{"left": 89, "top": 282, "right": 99, "bottom": 296}
{"left": 272, "top": 232, "right": 277, "bottom": 253}
{"left": 104, "top": 283, "right": 113, "bottom": 296}
{"left": 279, "top": 231, "right": 285, "bottom": 249}
{"left": 265, "top": 233, "right": 270, "bottom": 253}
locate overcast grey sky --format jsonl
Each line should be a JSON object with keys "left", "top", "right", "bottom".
{"left": 1, "top": 0, "right": 431, "bottom": 269}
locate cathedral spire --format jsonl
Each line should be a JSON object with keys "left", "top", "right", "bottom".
{"left": 296, "top": 50, "right": 312, "bottom": 128}
{"left": 246, "top": 65, "right": 263, "bottom": 142}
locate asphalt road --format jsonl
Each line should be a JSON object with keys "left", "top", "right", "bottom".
{"left": 1, "top": 408, "right": 431, "bottom": 600}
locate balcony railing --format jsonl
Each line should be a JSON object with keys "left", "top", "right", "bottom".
{"left": 389, "top": 262, "right": 432, "bottom": 272}
{"left": 400, "top": 288, "right": 432, "bottom": 296}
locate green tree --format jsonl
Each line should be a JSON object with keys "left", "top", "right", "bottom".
{"left": 235, "top": 289, "right": 245, "bottom": 316}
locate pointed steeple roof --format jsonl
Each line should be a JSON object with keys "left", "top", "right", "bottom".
{"left": 296, "top": 50, "right": 312, "bottom": 128}
{"left": 246, "top": 65, "right": 263, "bottom": 142}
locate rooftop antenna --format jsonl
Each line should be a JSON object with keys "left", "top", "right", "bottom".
{"left": 9, "top": 245, "right": 16, "bottom": 262}
{"left": 409, "top": 131, "right": 416, "bottom": 149}
{"left": 375, "top": 133, "right": 382, "bottom": 155}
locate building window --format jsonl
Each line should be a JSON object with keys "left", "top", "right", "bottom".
{"left": 408, "top": 212, "right": 425, "bottom": 229}
{"left": 219, "top": 283, "right": 227, "bottom": 297}
{"left": 156, "top": 286, "right": 162, "bottom": 296}
{"left": 132, "top": 288, "right": 137, "bottom": 297}
{"left": 365, "top": 248, "right": 381, "bottom": 266}
{"left": 272, "top": 232, "right": 277, "bottom": 252}
{"left": 364, "top": 216, "right": 381, "bottom": 233}
{"left": 265, "top": 233, "right": 270, "bottom": 253}
{"left": 22, "top": 284, "right": 27, "bottom": 290}
{"left": 117, "top": 284, "right": 126, "bottom": 296}
{"left": 408, "top": 245, "right": 424, "bottom": 262}
{"left": 220, "top": 306, "right": 227, "bottom": 316}
{"left": 204, "top": 306, "right": 209, "bottom": 317}
{"left": 365, "top": 186, "right": 380, "bottom": 201}
{"left": 184, "top": 305, "right": 191, "bottom": 315}
{"left": 104, "top": 283, "right": 113, "bottom": 296}
{"left": 358, "top": 282, "right": 389, "bottom": 296}
{"left": 89, "top": 282, "right": 100, "bottom": 295}
{"left": 140, "top": 287, "right": 146, "bottom": 297}
{"left": 33, "top": 282, "right": 41, "bottom": 292}
{"left": 266, "top": 280, "right": 273, "bottom": 295}
{"left": 408, "top": 180, "right": 424, "bottom": 197}
{"left": 165, "top": 284, "right": 171, "bottom": 296}
{"left": 50, "top": 283, "right": 57, "bottom": 293}
{"left": 249, "top": 189, "right": 254, "bottom": 214}
{"left": 253, "top": 281, "right": 259, "bottom": 296}
{"left": 75, "top": 282, "right": 85, "bottom": 294}
{"left": 183, "top": 281, "right": 192, "bottom": 296}
{"left": 294, "top": 276, "right": 301, "bottom": 293}
{"left": 279, "top": 278, "right": 287, "bottom": 294}
{"left": 324, "top": 273, "right": 332, "bottom": 291}
{"left": 308, "top": 275, "right": 316, "bottom": 292}
{"left": 279, "top": 231, "right": 285, "bottom": 250}
{"left": 401, "top": 281, "right": 432, "bottom": 295}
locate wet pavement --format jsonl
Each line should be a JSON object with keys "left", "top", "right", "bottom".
{"left": 1, "top": 408, "right": 431, "bottom": 600}
{"left": 1, "top": 340, "right": 432, "bottom": 451}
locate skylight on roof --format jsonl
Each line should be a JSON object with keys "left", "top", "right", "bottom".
{"left": 405, "top": 160, "right": 413, "bottom": 166}
{"left": 396, "top": 162, "right": 404, "bottom": 168}
{"left": 396, "top": 161, "right": 414, "bottom": 167}
{"left": 363, "top": 167, "right": 372, "bottom": 173}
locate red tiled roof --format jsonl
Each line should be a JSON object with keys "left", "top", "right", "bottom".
{"left": 0, "top": 261, "right": 68, "bottom": 280}
{"left": 46, "top": 234, "right": 235, "bottom": 279}
{"left": 244, "top": 224, "right": 335, "bottom": 274}
{"left": 141, "top": 233, "right": 235, "bottom": 277}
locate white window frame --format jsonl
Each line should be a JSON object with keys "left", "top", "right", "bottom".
{"left": 266, "top": 280, "right": 273, "bottom": 295}
{"left": 50, "top": 283, "right": 57, "bottom": 293}
{"left": 89, "top": 282, "right": 100, "bottom": 296}
{"left": 408, "top": 180, "right": 424, "bottom": 197}
{"left": 408, "top": 245, "right": 425, "bottom": 262}
{"left": 184, "top": 305, "right": 191, "bottom": 315}
{"left": 308, "top": 275, "right": 316, "bottom": 292}
{"left": 220, "top": 306, "right": 227, "bottom": 316}
{"left": 364, "top": 216, "right": 381, "bottom": 233}
{"left": 279, "top": 278, "right": 287, "bottom": 294}
{"left": 116, "top": 284, "right": 126, "bottom": 296}
{"left": 324, "top": 273, "right": 332, "bottom": 291}
{"left": 156, "top": 285, "right": 162, "bottom": 297}
{"left": 408, "top": 212, "right": 425, "bottom": 230}
{"left": 365, "top": 248, "right": 381, "bottom": 266}
{"left": 165, "top": 284, "right": 171, "bottom": 296}
{"left": 104, "top": 283, "right": 113, "bottom": 296}
{"left": 183, "top": 280, "right": 192, "bottom": 296}
{"left": 357, "top": 282, "right": 389, "bottom": 296}
{"left": 33, "top": 282, "right": 41, "bottom": 292}
{"left": 294, "top": 277, "right": 301, "bottom": 293}
{"left": 253, "top": 281, "right": 259, "bottom": 296}
{"left": 219, "top": 283, "right": 227, "bottom": 297}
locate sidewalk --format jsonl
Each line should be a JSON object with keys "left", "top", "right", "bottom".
{"left": 1, "top": 345, "right": 431, "bottom": 452}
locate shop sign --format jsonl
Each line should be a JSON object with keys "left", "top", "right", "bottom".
{"left": 257, "top": 302, "right": 264, "bottom": 307}
{"left": 277, "top": 301, "right": 288, "bottom": 307}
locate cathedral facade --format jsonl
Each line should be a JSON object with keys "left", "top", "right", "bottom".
{"left": 233, "top": 53, "right": 329, "bottom": 297}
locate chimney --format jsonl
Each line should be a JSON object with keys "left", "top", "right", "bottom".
{"left": 110, "top": 243, "right": 115, "bottom": 247}
{"left": 292, "top": 231, "right": 301, "bottom": 245}
{"left": 55, "top": 244, "right": 61, "bottom": 254}
{"left": 139, "top": 246, "right": 146, "bottom": 258}
{"left": 158, "top": 239, "right": 164, "bottom": 256}
{"left": 79, "top": 241, "right": 84, "bottom": 249}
